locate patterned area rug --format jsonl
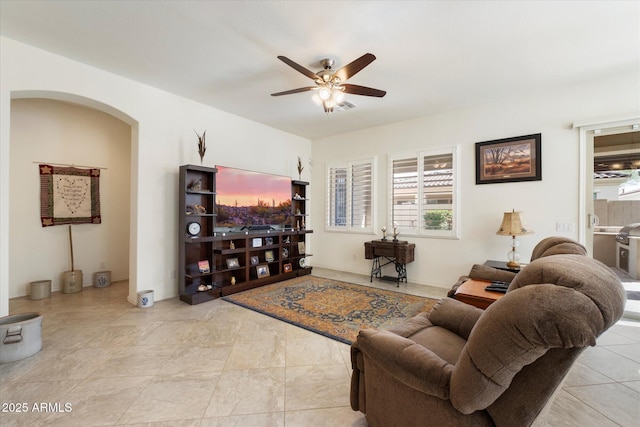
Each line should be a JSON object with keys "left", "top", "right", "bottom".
{"left": 222, "top": 275, "right": 438, "bottom": 344}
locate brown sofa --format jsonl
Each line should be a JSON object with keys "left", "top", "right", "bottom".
{"left": 350, "top": 237, "right": 625, "bottom": 426}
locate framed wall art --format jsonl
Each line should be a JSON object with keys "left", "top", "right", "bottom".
{"left": 39, "top": 164, "right": 101, "bottom": 227}
{"left": 475, "top": 133, "right": 541, "bottom": 184}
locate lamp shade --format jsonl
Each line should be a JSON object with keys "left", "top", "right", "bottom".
{"left": 496, "top": 210, "right": 533, "bottom": 236}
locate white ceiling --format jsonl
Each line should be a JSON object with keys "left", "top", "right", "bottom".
{"left": 1, "top": 1, "right": 638, "bottom": 140}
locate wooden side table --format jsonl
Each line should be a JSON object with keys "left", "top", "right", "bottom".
{"left": 454, "top": 279, "right": 504, "bottom": 309}
{"left": 365, "top": 240, "right": 415, "bottom": 286}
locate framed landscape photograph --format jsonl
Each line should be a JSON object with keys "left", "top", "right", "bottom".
{"left": 256, "top": 264, "right": 270, "bottom": 278}
{"left": 475, "top": 133, "right": 541, "bottom": 185}
{"left": 226, "top": 257, "right": 240, "bottom": 269}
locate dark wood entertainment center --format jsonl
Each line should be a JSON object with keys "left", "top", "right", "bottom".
{"left": 178, "top": 165, "right": 312, "bottom": 304}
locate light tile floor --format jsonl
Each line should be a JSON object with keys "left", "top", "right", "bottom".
{"left": 1, "top": 268, "right": 638, "bottom": 426}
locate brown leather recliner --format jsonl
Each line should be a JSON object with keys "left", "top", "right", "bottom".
{"left": 350, "top": 238, "right": 625, "bottom": 427}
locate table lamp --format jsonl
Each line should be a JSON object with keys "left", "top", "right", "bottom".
{"left": 496, "top": 209, "right": 533, "bottom": 268}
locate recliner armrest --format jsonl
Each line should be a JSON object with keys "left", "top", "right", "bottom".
{"left": 428, "top": 297, "right": 484, "bottom": 340}
{"left": 468, "top": 264, "right": 517, "bottom": 283}
{"left": 356, "top": 328, "right": 453, "bottom": 399}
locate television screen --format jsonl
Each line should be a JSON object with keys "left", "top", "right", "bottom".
{"left": 215, "top": 166, "right": 292, "bottom": 231}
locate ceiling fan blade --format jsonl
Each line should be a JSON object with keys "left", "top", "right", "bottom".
{"left": 341, "top": 84, "right": 386, "bottom": 98}
{"left": 277, "top": 56, "right": 320, "bottom": 80}
{"left": 271, "top": 87, "right": 316, "bottom": 96}
{"left": 334, "top": 53, "right": 376, "bottom": 82}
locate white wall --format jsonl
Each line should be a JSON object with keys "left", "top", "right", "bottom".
{"left": 311, "top": 70, "right": 640, "bottom": 289}
{"left": 9, "top": 99, "right": 131, "bottom": 297}
{"left": 0, "top": 37, "right": 311, "bottom": 315}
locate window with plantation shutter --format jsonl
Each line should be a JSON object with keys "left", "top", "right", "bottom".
{"left": 391, "top": 157, "right": 419, "bottom": 231}
{"left": 327, "top": 158, "right": 375, "bottom": 233}
{"left": 327, "top": 166, "right": 347, "bottom": 227}
{"left": 389, "top": 148, "right": 459, "bottom": 238}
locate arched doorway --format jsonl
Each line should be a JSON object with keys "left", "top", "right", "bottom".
{"left": 8, "top": 91, "right": 138, "bottom": 305}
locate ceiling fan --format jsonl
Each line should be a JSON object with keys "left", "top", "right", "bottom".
{"left": 271, "top": 53, "right": 386, "bottom": 113}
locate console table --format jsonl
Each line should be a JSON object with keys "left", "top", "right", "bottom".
{"left": 365, "top": 240, "right": 415, "bottom": 286}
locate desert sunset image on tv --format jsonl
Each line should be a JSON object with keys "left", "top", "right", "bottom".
{"left": 215, "top": 166, "right": 292, "bottom": 229}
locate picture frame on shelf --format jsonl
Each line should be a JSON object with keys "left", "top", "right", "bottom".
{"left": 475, "top": 133, "right": 542, "bottom": 185}
{"left": 284, "top": 263, "right": 293, "bottom": 273}
{"left": 282, "top": 248, "right": 289, "bottom": 258}
{"left": 250, "top": 255, "right": 259, "bottom": 265}
{"left": 226, "top": 257, "right": 240, "bottom": 269}
{"left": 256, "top": 264, "right": 270, "bottom": 278}
{"left": 198, "top": 260, "right": 210, "bottom": 273}
{"left": 265, "top": 237, "right": 274, "bottom": 245}
{"left": 298, "top": 241, "right": 306, "bottom": 254}
{"left": 265, "top": 250, "right": 275, "bottom": 262}
{"left": 252, "top": 237, "right": 262, "bottom": 248}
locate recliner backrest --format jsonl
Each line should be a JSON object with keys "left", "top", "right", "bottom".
{"left": 530, "top": 236, "right": 587, "bottom": 261}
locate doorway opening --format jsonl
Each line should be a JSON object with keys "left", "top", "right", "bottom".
{"left": 8, "top": 93, "right": 137, "bottom": 306}
{"left": 585, "top": 126, "right": 640, "bottom": 319}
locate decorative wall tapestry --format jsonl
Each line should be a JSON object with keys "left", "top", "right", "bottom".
{"left": 39, "top": 164, "right": 101, "bottom": 227}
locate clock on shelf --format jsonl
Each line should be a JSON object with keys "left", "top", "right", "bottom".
{"left": 187, "top": 221, "right": 201, "bottom": 237}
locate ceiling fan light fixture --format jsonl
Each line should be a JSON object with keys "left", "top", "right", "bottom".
{"left": 273, "top": 53, "right": 385, "bottom": 115}
{"left": 318, "top": 87, "right": 331, "bottom": 100}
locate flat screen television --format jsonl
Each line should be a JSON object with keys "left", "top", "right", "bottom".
{"left": 215, "top": 165, "right": 292, "bottom": 232}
